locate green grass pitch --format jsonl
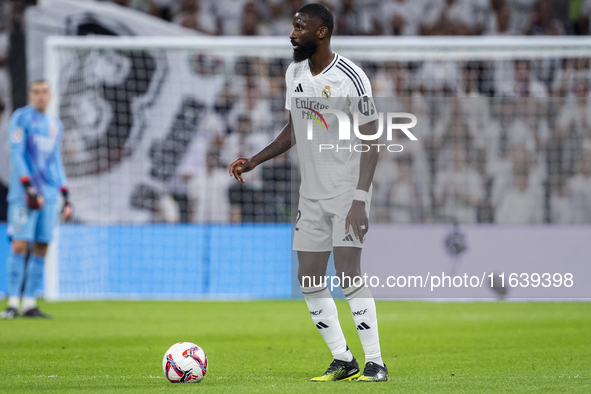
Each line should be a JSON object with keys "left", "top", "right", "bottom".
{"left": 1, "top": 300, "right": 590, "bottom": 393}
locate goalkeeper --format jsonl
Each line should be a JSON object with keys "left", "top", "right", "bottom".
{"left": 1, "top": 80, "right": 71, "bottom": 319}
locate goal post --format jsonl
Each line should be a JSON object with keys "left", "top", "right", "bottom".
{"left": 43, "top": 36, "right": 591, "bottom": 301}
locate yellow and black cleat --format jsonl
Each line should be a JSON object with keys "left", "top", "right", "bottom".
{"left": 357, "top": 362, "right": 388, "bottom": 382}
{"left": 311, "top": 357, "right": 360, "bottom": 382}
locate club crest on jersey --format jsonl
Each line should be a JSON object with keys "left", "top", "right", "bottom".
{"left": 12, "top": 128, "right": 23, "bottom": 143}
{"left": 322, "top": 85, "right": 331, "bottom": 99}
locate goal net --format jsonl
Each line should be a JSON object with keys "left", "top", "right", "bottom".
{"left": 44, "top": 36, "right": 591, "bottom": 300}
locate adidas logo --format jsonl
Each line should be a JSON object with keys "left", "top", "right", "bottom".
{"left": 342, "top": 234, "right": 354, "bottom": 242}
{"left": 316, "top": 321, "right": 329, "bottom": 329}
{"left": 356, "top": 322, "right": 371, "bottom": 331}
{"left": 295, "top": 83, "right": 303, "bottom": 93}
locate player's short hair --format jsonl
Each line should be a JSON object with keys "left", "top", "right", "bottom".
{"left": 297, "top": 3, "right": 334, "bottom": 36}
{"left": 29, "top": 79, "right": 50, "bottom": 90}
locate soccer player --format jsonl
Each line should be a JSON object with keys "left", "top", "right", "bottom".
{"left": 230, "top": 3, "right": 387, "bottom": 382}
{"left": 1, "top": 80, "right": 71, "bottom": 319}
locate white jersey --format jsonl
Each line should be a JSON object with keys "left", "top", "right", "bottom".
{"left": 285, "top": 53, "right": 378, "bottom": 200}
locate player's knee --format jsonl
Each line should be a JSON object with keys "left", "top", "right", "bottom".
{"left": 337, "top": 268, "right": 362, "bottom": 285}
{"left": 32, "top": 242, "right": 49, "bottom": 257}
{"left": 12, "top": 240, "right": 29, "bottom": 255}
{"left": 298, "top": 273, "right": 327, "bottom": 288}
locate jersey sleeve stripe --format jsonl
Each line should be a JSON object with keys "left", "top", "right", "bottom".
{"left": 336, "top": 64, "right": 362, "bottom": 96}
{"left": 337, "top": 59, "right": 366, "bottom": 95}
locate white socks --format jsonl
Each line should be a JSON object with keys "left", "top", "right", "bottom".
{"left": 8, "top": 296, "right": 37, "bottom": 311}
{"left": 22, "top": 297, "right": 37, "bottom": 311}
{"left": 301, "top": 285, "right": 353, "bottom": 362}
{"left": 302, "top": 284, "right": 383, "bottom": 366}
{"left": 8, "top": 296, "right": 19, "bottom": 309}
{"left": 344, "top": 285, "right": 383, "bottom": 366}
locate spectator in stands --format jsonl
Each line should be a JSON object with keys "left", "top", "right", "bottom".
{"left": 373, "top": 61, "right": 414, "bottom": 98}
{"left": 505, "top": 0, "right": 537, "bottom": 33}
{"left": 552, "top": 58, "right": 591, "bottom": 97}
{"left": 568, "top": 150, "right": 591, "bottom": 223}
{"left": 525, "top": 0, "right": 565, "bottom": 36}
{"left": 220, "top": 113, "right": 271, "bottom": 178}
{"left": 261, "top": 153, "right": 292, "bottom": 222}
{"left": 189, "top": 147, "right": 232, "bottom": 223}
{"left": 434, "top": 143, "right": 484, "bottom": 223}
{"left": 577, "top": 0, "right": 591, "bottom": 35}
{"left": 491, "top": 146, "right": 543, "bottom": 217}
{"left": 173, "top": 0, "right": 217, "bottom": 34}
{"left": 456, "top": 63, "right": 491, "bottom": 158}
{"left": 483, "top": 98, "right": 535, "bottom": 178}
{"left": 554, "top": 79, "right": 591, "bottom": 177}
{"left": 387, "top": 155, "right": 430, "bottom": 223}
{"left": 556, "top": 79, "right": 591, "bottom": 139}
{"left": 550, "top": 178, "right": 572, "bottom": 224}
{"left": 486, "top": 0, "right": 521, "bottom": 35}
{"left": 421, "top": 0, "right": 475, "bottom": 36}
{"left": 111, "top": 0, "right": 131, "bottom": 7}
{"left": 379, "top": 0, "right": 423, "bottom": 36}
{"left": 494, "top": 151, "right": 544, "bottom": 224}
{"left": 212, "top": 0, "right": 253, "bottom": 35}
{"left": 268, "top": 0, "right": 305, "bottom": 36}
{"left": 149, "top": 0, "right": 177, "bottom": 21}
{"left": 241, "top": 1, "right": 263, "bottom": 35}
{"left": 335, "top": 0, "right": 378, "bottom": 35}
{"left": 371, "top": 154, "right": 397, "bottom": 222}
{"left": 433, "top": 101, "right": 474, "bottom": 157}
{"left": 372, "top": 97, "right": 431, "bottom": 222}
{"left": 498, "top": 59, "right": 548, "bottom": 97}
{"left": 418, "top": 59, "right": 459, "bottom": 95}
{"left": 229, "top": 81, "right": 273, "bottom": 134}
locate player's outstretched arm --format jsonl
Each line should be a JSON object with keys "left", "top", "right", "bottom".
{"left": 346, "top": 120, "right": 380, "bottom": 242}
{"left": 229, "top": 115, "right": 294, "bottom": 183}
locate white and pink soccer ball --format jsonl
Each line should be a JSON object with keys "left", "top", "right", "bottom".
{"left": 162, "top": 342, "right": 208, "bottom": 383}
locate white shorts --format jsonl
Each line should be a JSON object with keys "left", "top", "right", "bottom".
{"left": 293, "top": 188, "right": 372, "bottom": 252}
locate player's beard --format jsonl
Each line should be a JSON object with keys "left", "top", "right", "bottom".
{"left": 292, "top": 39, "right": 317, "bottom": 63}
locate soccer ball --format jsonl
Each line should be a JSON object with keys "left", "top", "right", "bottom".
{"left": 162, "top": 342, "right": 208, "bottom": 383}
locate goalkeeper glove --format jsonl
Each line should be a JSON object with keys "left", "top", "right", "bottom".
{"left": 61, "top": 186, "right": 72, "bottom": 221}
{"left": 21, "top": 177, "right": 44, "bottom": 210}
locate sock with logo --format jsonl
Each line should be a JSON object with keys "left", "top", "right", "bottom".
{"left": 301, "top": 285, "right": 353, "bottom": 362}
{"left": 23, "top": 254, "right": 44, "bottom": 303}
{"left": 7, "top": 252, "right": 26, "bottom": 307}
{"left": 344, "top": 285, "right": 383, "bottom": 366}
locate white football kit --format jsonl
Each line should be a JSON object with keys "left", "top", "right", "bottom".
{"left": 286, "top": 53, "right": 378, "bottom": 251}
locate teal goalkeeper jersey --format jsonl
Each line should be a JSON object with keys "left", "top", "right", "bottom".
{"left": 8, "top": 105, "right": 68, "bottom": 203}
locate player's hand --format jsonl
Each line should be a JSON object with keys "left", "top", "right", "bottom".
{"left": 61, "top": 187, "right": 72, "bottom": 221}
{"left": 62, "top": 201, "right": 72, "bottom": 221}
{"left": 229, "top": 157, "right": 258, "bottom": 183}
{"left": 345, "top": 200, "right": 369, "bottom": 243}
{"left": 24, "top": 184, "right": 44, "bottom": 210}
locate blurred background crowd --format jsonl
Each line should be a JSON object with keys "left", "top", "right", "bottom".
{"left": 149, "top": 55, "right": 591, "bottom": 225}
{"left": 103, "top": 0, "right": 591, "bottom": 37}
{"left": 1, "top": 0, "right": 591, "bottom": 225}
